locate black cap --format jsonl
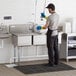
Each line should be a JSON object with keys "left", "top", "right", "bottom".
{"left": 46, "top": 3, "right": 55, "bottom": 10}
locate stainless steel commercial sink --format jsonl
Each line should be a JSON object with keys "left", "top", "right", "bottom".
{"left": 9, "top": 23, "right": 47, "bottom": 46}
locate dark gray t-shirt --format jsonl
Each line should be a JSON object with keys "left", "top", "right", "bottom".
{"left": 47, "top": 13, "right": 59, "bottom": 36}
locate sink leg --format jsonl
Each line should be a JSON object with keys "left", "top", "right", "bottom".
{"left": 18, "top": 47, "right": 20, "bottom": 65}
{"left": 14, "top": 46, "right": 16, "bottom": 64}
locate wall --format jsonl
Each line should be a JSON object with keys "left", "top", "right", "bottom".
{"left": 0, "top": 0, "right": 76, "bottom": 25}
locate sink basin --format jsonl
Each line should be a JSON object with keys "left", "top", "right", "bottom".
{"left": 9, "top": 24, "right": 34, "bottom": 34}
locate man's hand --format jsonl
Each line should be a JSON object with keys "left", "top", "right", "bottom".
{"left": 42, "top": 21, "right": 49, "bottom": 29}
{"left": 42, "top": 26, "right": 46, "bottom": 29}
{"left": 41, "top": 12, "right": 48, "bottom": 20}
{"left": 41, "top": 12, "right": 46, "bottom": 18}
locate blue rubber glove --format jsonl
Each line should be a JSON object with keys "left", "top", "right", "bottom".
{"left": 36, "top": 25, "right": 42, "bottom": 30}
{"left": 41, "top": 12, "right": 46, "bottom": 18}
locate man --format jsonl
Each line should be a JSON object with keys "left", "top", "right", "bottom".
{"left": 43, "top": 3, "right": 59, "bottom": 66}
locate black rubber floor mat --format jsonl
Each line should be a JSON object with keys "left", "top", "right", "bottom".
{"left": 14, "top": 62, "right": 76, "bottom": 74}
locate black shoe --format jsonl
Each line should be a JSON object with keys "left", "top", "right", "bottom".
{"left": 54, "top": 62, "right": 59, "bottom": 65}
{"left": 48, "top": 64, "right": 54, "bottom": 67}
{"left": 44, "top": 63, "right": 54, "bottom": 67}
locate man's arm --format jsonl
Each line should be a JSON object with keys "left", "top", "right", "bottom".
{"left": 43, "top": 21, "right": 49, "bottom": 29}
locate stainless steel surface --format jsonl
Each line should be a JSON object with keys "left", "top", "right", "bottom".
{"left": 9, "top": 23, "right": 47, "bottom": 35}
{"left": 0, "top": 34, "right": 11, "bottom": 39}
{"left": 9, "top": 23, "right": 47, "bottom": 47}
{"left": 9, "top": 23, "right": 34, "bottom": 34}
